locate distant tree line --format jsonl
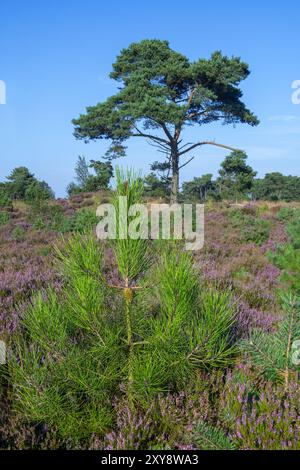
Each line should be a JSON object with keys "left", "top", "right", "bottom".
{"left": 145, "top": 150, "right": 300, "bottom": 203}
{"left": 2, "top": 151, "right": 300, "bottom": 208}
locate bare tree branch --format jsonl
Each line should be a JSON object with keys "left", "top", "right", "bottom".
{"left": 179, "top": 156, "right": 195, "bottom": 170}
{"left": 179, "top": 141, "right": 240, "bottom": 157}
{"left": 178, "top": 142, "right": 194, "bottom": 151}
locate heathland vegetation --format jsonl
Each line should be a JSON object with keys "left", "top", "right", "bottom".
{"left": 1, "top": 166, "right": 300, "bottom": 449}
{"left": 1, "top": 39, "right": 300, "bottom": 450}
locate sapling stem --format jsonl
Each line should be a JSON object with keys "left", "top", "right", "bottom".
{"left": 124, "top": 277, "right": 134, "bottom": 407}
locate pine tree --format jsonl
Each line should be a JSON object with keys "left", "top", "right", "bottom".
{"left": 73, "top": 40, "right": 259, "bottom": 202}
{"left": 193, "top": 422, "right": 235, "bottom": 450}
{"left": 241, "top": 293, "right": 300, "bottom": 389}
{"left": 9, "top": 170, "right": 238, "bottom": 442}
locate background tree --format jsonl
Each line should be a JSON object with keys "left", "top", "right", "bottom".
{"left": 218, "top": 151, "right": 256, "bottom": 201}
{"left": 72, "top": 39, "right": 259, "bottom": 203}
{"left": 6, "top": 167, "right": 35, "bottom": 200}
{"left": 88, "top": 160, "right": 113, "bottom": 190}
{"left": 252, "top": 173, "right": 300, "bottom": 201}
{"left": 0, "top": 183, "right": 13, "bottom": 210}
{"left": 182, "top": 174, "right": 216, "bottom": 202}
{"left": 2, "top": 167, "right": 54, "bottom": 202}
{"left": 75, "top": 155, "right": 91, "bottom": 187}
{"left": 25, "top": 180, "right": 55, "bottom": 202}
{"left": 67, "top": 158, "right": 114, "bottom": 196}
{"left": 143, "top": 173, "right": 169, "bottom": 198}
{"left": 66, "top": 182, "right": 82, "bottom": 197}
{"left": 143, "top": 160, "right": 171, "bottom": 198}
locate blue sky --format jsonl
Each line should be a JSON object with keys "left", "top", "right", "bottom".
{"left": 0, "top": 0, "right": 300, "bottom": 197}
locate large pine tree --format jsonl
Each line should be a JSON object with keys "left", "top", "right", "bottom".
{"left": 73, "top": 40, "right": 259, "bottom": 202}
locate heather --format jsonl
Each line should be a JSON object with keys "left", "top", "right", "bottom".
{"left": 0, "top": 222, "right": 59, "bottom": 336}
{"left": 1, "top": 181, "right": 300, "bottom": 449}
{"left": 219, "top": 366, "right": 300, "bottom": 450}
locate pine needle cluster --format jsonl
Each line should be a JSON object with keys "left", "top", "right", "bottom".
{"left": 242, "top": 293, "right": 300, "bottom": 388}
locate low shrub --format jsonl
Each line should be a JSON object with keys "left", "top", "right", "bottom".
{"left": 72, "top": 208, "right": 99, "bottom": 233}
{"left": 11, "top": 226, "right": 26, "bottom": 242}
{"left": 0, "top": 212, "right": 10, "bottom": 226}
{"left": 0, "top": 191, "right": 13, "bottom": 210}
{"left": 229, "top": 208, "right": 270, "bottom": 245}
{"left": 220, "top": 368, "right": 300, "bottom": 450}
{"left": 276, "top": 207, "right": 298, "bottom": 222}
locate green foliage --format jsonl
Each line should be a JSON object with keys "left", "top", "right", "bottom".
{"left": 180, "top": 157, "right": 300, "bottom": 204}
{"left": 66, "top": 182, "right": 82, "bottom": 197}
{"left": 271, "top": 209, "right": 300, "bottom": 292}
{"left": 73, "top": 41, "right": 258, "bottom": 141}
{"left": 113, "top": 167, "right": 149, "bottom": 282}
{"left": 229, "top": 208, "right": 270, "bottom": 245}
{"left": 72, "top": 208, "right": 99, "bottom": 234}
{"left": 29, "top": 200, "right": 99, "bottom": 234}
{"left": 143, "top": 173, "right": 169, "bottom": 198}
{"left": 0, "top": 212, "right": 10, "bottom": 226}
{"left": 89, "top": 160, "right": 113, "bottom": 189}
{"left": 2, "top": 167, "right": 54, "bottom": 202}
{"left": 10, "top": 235, "right": 120, "bottom": 439}
{"left": 182, "top": 174, "right": 216, "bottom": 202}
{"left": 286, "top": 216, "right": 300, "bottom": 250}
{"left": 10, "top": 172, "right": 238, "bottom": 443}
{"left": 133, "top": 249, "right": 200, "bottom": 398}
{"left": 73, "top": 40, "right": 258, "bottom": 201}
{"left": 241, "top": 219, "right": 270, "bottom": 245}
{"left": 218, "top": 151, "right": 256, "bottom": 200}
{"left": 25, "top": 180, "right": 54, "bottom": 202}
{"left": 143, "top": 162, "right": 171, "bottom": 198}
{"left": 241, "top": 293, "right": 300, "bottom": 387}
{"left": 126, "top": 227, "right": 236, "bottom": 402}
{"left": 276, "top": 207, "right": 298, "bottom": 222}
{"left": 67, "top": 157, "right": 114, "bottom": 195}
{"left": 75, "top": 155, "right": 90, "bottom": 187}
{"left": 0, "top": 185, "right": 13, "bottom": 210}
{"left": 253, "top": 173, "right": 300, "bottom": 201}
{"left": 11, "top": 226, "right": 26, "bottom": 242}
{"left": 192, "top": 421, "right": 235, "bottom": 450}
{"left": 187, "top": 289, "right": 238, "bottom": 369}
{"left": 6, "top": 167, "right": 35, "bottom": 199}
{"left": 29, "top": 203, "right": 65, "bottom": 232}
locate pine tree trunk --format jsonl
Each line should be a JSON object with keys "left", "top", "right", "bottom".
{"left": 170, "top": 147, "right": 179, "bottom": 204}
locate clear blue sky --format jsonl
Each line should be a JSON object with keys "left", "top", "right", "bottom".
{"left": 1, "top": 0, "right": 300, "bottom": 197}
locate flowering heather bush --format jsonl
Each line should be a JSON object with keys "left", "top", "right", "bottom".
{"left": 0, "top": 265, "right": 59, "bottom": 335}
{"left": 220, "top": 371, "right": 300, "bottom": 449}
{"left": 195, "top": 205, "right": 284, "bottom": 337}
{"left": 0, "top": 216, "right": 61, "bottom": 336}
{"left": 260, "top": 222, "right": 287, "bottom": 254}
{"left": 101, "top": 399, "right": 156, "bottom": 450}
{"left": 235, "top": 301, "right": 278, "bottom": 338}
{"left": 92, "top": 381, "right": 212, "bottom": 450}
